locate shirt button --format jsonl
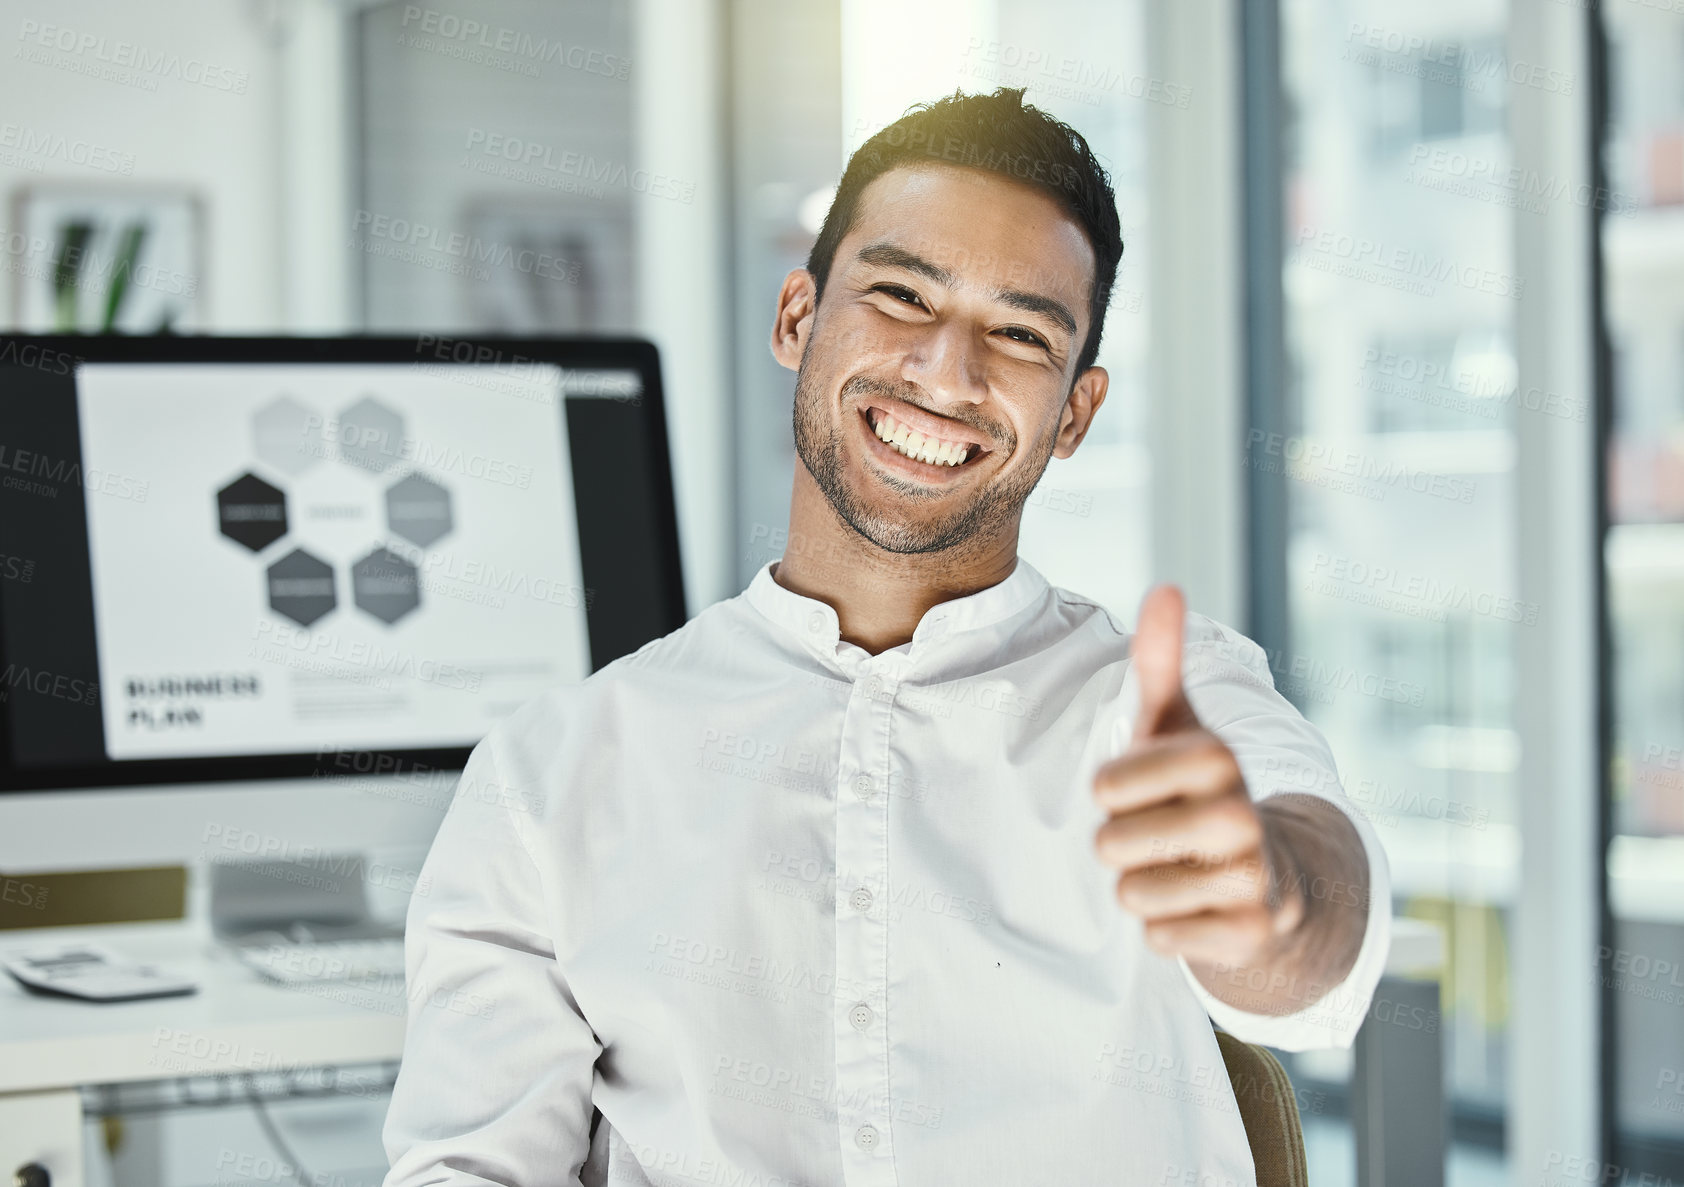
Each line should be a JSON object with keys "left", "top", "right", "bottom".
{"left": 855, "top": 1124, "right": 880, "bottom": 1151}
{"left": 850, "top": 887, "right": 874, "bottom": 912}
{"left": 807, "top": 610, "right": 826, "bottom": 634}
{"left": 849, "top": 1003, "right": 874, "bottom": 1030}
{"left": 852, "top": 774, "right": 875, "bottom": 800}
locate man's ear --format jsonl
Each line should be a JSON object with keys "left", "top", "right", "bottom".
{"left": 1052, "top": 365, "right": 1109, "bottom": 459}
{"left": 770, "top": 268, "right": 818, "bottom": 372}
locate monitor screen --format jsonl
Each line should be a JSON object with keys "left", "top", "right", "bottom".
{"left": 0, "top": 336, "right": 684, "bottom": 792}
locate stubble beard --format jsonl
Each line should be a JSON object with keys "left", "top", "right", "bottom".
{"left": 790, "top": 345, "right": 1061, "bottom": 557}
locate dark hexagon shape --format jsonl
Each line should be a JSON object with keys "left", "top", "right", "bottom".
{"left": 386, "top": 472, "right": 453, "bottom": 548}
{"left": 336, "top": 395, "right": 406, "bottom": 474}
{"left": 266, "top": 548, "right": 336, "bottom": 627}
{"left": 218, "top": 472, "right": 288, "bottom": 552}
{"left": 352, "top": 546, "right": 420, "bottom": 625}
{"left": 254, "top": 395, "right": 325, "bottom": 478}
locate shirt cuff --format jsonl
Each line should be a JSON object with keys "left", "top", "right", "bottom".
{"left": 1176, "top": 787, "right": 1392, "bottom": 1052}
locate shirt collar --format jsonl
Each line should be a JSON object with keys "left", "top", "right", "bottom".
{"left": 742, "top": 554, "right": 1050, "bottom": 669}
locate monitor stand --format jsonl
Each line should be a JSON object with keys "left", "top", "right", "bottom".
{"left": 207, "top": 852, "right": 403, "bottom": 946}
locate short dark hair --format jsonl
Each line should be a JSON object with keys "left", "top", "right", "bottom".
{"left": 806, "top": 87, "right": 1123, "bottom": 378}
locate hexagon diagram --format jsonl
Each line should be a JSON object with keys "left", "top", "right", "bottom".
{"left": 386, "top": 472, "right": 454, "bottom": 548}
{"left": 218, "top": 473, "right": 288, "bottom": 552}
{"left": 352, "top": 547, "right": 420, "bottom": 625}
{"left": 253, "top": 395, "right": 325, "bottom": 478}
{"left": 267, "top": 548, "right": 336, "bottom": 627}
{"left": 336, "top": 396, "right": 406, "bottom": 474}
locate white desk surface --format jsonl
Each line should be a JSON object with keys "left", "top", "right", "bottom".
{"left": 0, "top": 914, "right": 1445, "bottom": 1098}
{"left": 0, "top": 919, "right": 406, "bottom": 1096}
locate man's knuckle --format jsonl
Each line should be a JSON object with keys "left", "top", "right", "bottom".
{"left": 1207, "top": 795, "right": 1256, "bottom": 843}
{"left": 1184, "top": 736, "right": 1232, "bottom": 784}
{"left": 1232, "top": 805, "right": 1264, "bottom": 847}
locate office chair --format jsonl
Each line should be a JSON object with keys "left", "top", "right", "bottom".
{"left": 1214, "top": 1027, "right": 1309, "bottom": 1187}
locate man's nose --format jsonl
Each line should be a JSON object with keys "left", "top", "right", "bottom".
{"left": 900, "top": 318, "right": 988, "bottom": 407}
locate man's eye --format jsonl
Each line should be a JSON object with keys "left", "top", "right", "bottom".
{"left": 872, "top": 284, "right": 923, "bottom": 306}
{"left": 1001, "top": 327, "right": 1048, "bottom": 349}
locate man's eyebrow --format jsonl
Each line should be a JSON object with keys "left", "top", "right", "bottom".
{"left": 991, "top": 286, "right": 1078, "bottom": 340}
{"left": 854, "top": 240, "right": 1079, "bottom": 342}
{"left": 854, "top": 242, "right": 955, "bottom": 287}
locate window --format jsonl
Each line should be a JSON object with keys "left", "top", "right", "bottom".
{"left": 1276, "top": 0, "right": 1520, "bottom": 1180}
{"left": 1599, "top": 1, "right": 1684, "bottom": 1175}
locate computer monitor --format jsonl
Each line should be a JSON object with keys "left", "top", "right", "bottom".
{"left": 0, "top": 335, "right": 684, "bottom": 872}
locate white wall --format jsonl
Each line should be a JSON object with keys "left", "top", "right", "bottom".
{"left": 355, "top": 0, "right": 732, "bottom": 610}
{"left": 0, "top": 0, "right": 288, "bottom": 330}
{"left": 356, "top": 0, "right": 638, "bottom": 333}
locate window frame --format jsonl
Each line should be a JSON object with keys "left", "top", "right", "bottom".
{"left": 1237, "top": 0, "right": 1610, "bottom": 1178}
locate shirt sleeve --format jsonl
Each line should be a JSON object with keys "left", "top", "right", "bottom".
{"left": 382, "top": 724, "right": 600, "bottom": 1186}
{"left": 1112, "top": 611, "right": 1393, "bottom": 1052}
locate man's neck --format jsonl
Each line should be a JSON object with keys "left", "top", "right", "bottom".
{"left": 772, "top": 466, "right": 1020, "bottom": 656}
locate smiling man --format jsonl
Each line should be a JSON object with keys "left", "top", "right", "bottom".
{"left": 383, "top": 89, "right": 1390, "bottom": 1186}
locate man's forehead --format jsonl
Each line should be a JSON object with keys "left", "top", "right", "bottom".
{"left": 841, "top": 163, "right": 1095, "bottom": 302}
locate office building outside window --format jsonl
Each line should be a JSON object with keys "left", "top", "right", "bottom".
{"left": 1600, "top": 1, "right": 1684, "bottom": 1176}
{"left": 1277, "top": 1, "right": 1520, "bottom": 1181}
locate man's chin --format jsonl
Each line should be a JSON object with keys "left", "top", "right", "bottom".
{"left": 847, "top": 472, "right": 961, "bottom": 527}
{"left": 840, "top": 494, "right": 979, "bottom": 556}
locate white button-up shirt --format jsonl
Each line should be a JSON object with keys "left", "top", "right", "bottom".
{"left": 383, "top": 557, "right": 1391, "bottom": 1187}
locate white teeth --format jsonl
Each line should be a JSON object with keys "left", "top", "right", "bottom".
{"left": 870, "top": 408, "right": 970, "bottom": 467}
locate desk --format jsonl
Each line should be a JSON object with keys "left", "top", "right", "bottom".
{"left": 0, "top": 918, "right": 405, "bottom": 1187}
{"left": 0, "top": 917, "right": 1445, "bottom": 1187}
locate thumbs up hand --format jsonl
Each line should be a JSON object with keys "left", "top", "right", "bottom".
{"left": 1093, "top": 586, "right": 1305, "bottom": 970}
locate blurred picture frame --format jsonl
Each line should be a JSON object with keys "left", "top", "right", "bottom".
{"left": 8, "top": 183, "right": 204, "bottom": 333}
{"left": 458, "top": 195, "right": 635, "bottom": 333}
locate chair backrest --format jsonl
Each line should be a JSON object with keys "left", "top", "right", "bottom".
{"left": 1213, "top": 1028, "right": 1309, "bottom": 1187}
